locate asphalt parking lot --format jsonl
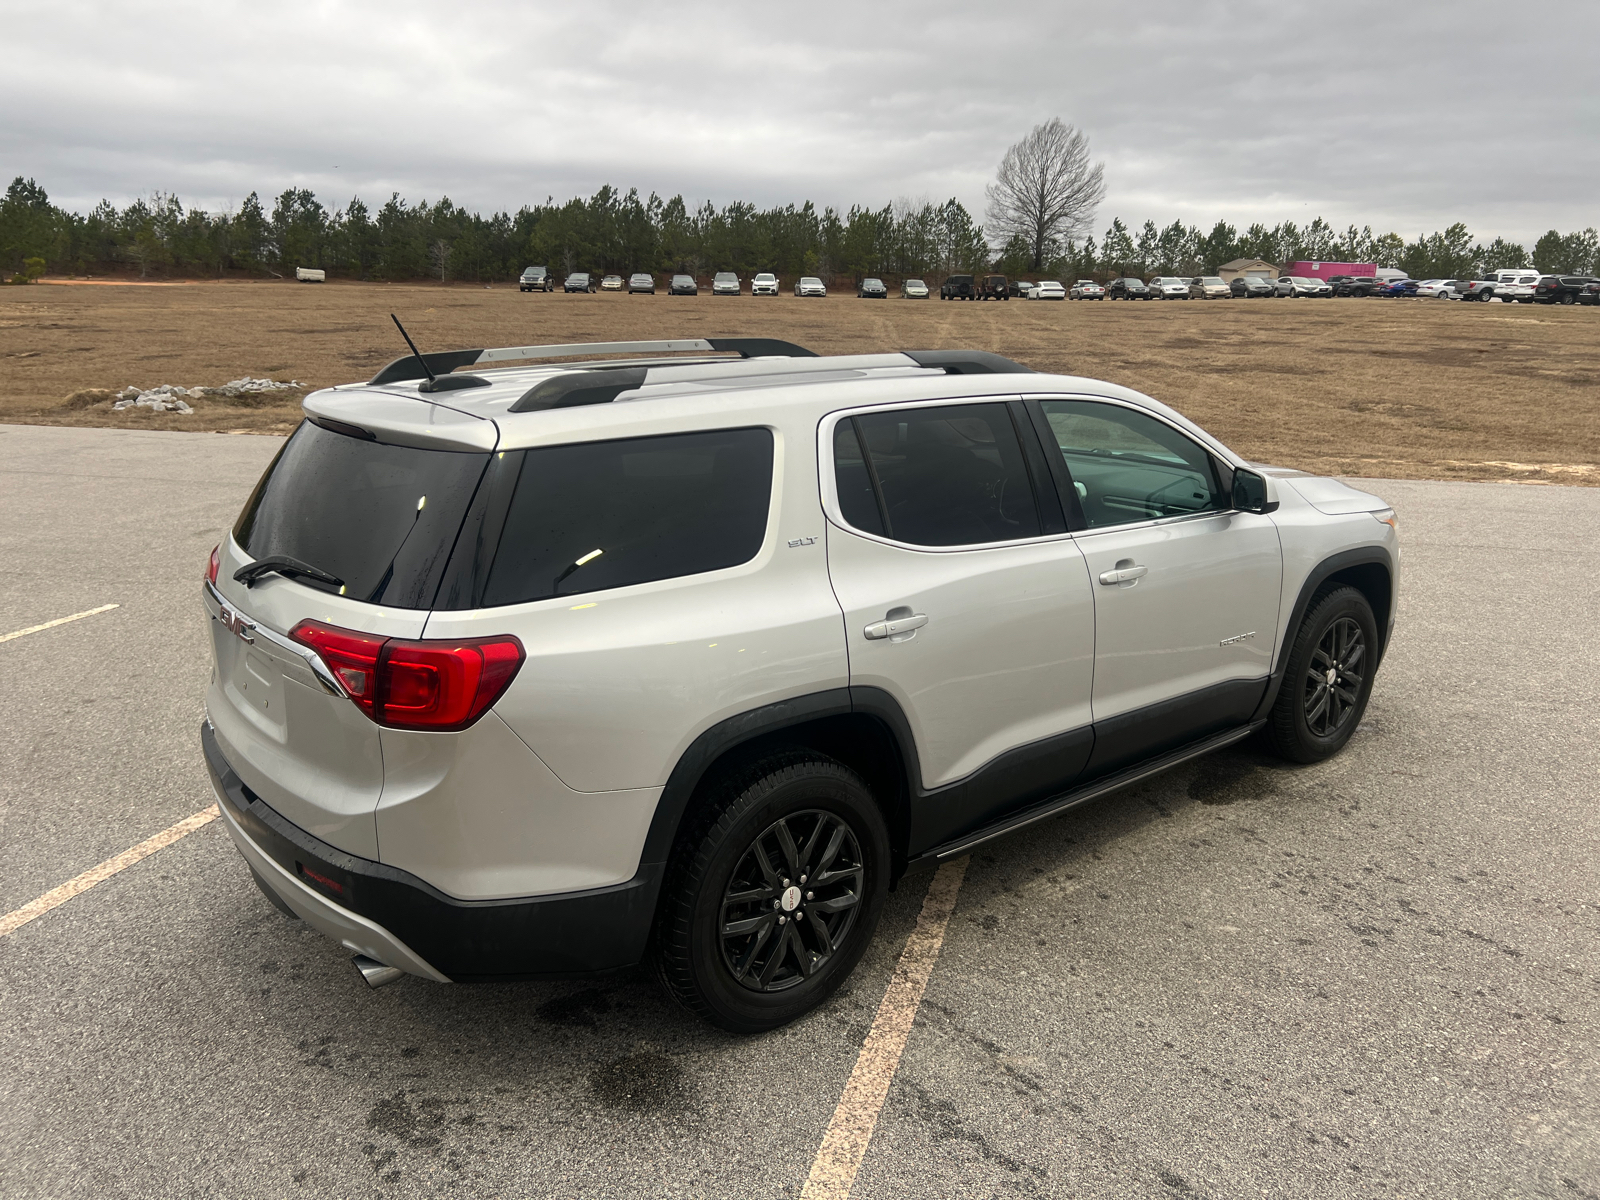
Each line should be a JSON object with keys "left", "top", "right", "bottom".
{"left": 1, "top": 423, "right": 1596, "bottom": 1200}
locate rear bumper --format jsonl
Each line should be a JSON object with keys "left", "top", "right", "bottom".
{"left": 202, "top": 721, "right": 662, "bottom": 981}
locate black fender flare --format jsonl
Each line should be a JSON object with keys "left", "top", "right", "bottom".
{"left": 637, "top": 687, "right": 924, "bottom": 875}
{"left": 1252, "top": 545, "right": 1397, "bottom": 722}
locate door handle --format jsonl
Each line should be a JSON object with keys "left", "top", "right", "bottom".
{"left": 864, "top": 613, "right": 928, "bottom": 640}
{"left": 1098, "top": 564, "right": 1148, "bottom": 585}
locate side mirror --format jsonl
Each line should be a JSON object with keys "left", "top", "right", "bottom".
{"left": 1232, "top": 467, "right": 1280, "bottom": 514}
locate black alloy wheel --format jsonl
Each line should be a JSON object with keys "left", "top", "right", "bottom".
{"left": 1266, "top": 584, "right": 1380, "bottom": 763}
{"left": 1302, "top": 616, "right": 1365, "bottom": 738}
{"left": 719, "top": 810, "right": 864, "bottom": 992}
{"left": 654, "top": 751, "right": 889, "bottom": 1032}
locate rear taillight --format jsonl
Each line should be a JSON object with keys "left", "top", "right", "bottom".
{"left": 207, "top": 543, "right": 220, "bottom": 585}
{"left": 290, "top": 620, "right": 524, "bottom": 731}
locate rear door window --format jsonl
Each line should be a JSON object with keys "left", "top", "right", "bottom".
{"left": 833, "top": 403, "right": 1042, "bottom": 546}
{"left": 1035, "top": 400, "right": 1226, "bottom": 528}
{"left": 233, "top": 420, "right": 490, "bottom": 608}
{"left": 482, "top": 427, "right": 773, "bottom": 605}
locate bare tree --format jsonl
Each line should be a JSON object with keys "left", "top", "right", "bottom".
{"left": 429, "top": 238, "right": 452, "bottom": 281}
{"left": 985, "top": 119, "right": 1106, "bottom": 271}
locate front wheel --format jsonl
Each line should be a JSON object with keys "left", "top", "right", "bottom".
{"left": 1266, "top": 585, "right": 1379, "bottom": 763}
{"left": 653, "top": 752, "right": 890, "bottom": 1032}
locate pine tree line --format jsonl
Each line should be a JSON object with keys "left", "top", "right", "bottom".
{"left": 3, "top": 176, "right": 1596, "bottom": 285}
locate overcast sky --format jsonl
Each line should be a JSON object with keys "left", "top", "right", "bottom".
{"left": 3, "top": 0, "right": 1595, "bottom": 246}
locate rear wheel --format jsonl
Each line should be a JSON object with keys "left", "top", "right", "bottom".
{"left": 654, "top": 752, "right": 890, "bottom": 1033}
{"left": 1266, "top": 586, "right": 1379, "bottom": 764}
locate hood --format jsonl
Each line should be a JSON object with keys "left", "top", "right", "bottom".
{"left": 1285, "top": 475, "right": 1390, "bottom": 515}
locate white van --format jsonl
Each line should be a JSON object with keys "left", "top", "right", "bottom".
{"left": 295, "top": 268, "right": 326, "bottom": 283}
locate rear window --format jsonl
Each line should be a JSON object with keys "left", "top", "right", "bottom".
{"left": 233, "top": 421, "right": 490, "bottom": 608}
{"left": 482, "top": 428, "right": 773, "bottom": 606}
{"left": 833, "top": 404, "right": 1041, "bottom": 547}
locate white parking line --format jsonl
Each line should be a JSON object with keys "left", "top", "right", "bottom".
{"left": 801, "top": 856, "right": 969, "bottom": 1200}
{"left": 0, "top": 603, "right": 120, "bottom": 644}
{"left": 0, "top": 805, "right": 219, "bottom": 938}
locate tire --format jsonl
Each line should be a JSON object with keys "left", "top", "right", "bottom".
{"left": 1560, "top": 293, "right": 1575, "bottom": 305}
{"left": 653, "top": 751, "right": 890, "bottom": 1033}
{"left": 1266, "top": 585, "right": 1379, "bottom": 764}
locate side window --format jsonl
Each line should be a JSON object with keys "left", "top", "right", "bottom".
{"left": 483, "top": 427, "right": 773, "bottom": 605}
{"left": 834, "top": 403, "right": 1041, "bottom": 546}
{"left": 1036, "top": 400, "right": 1226, "bottom": 529}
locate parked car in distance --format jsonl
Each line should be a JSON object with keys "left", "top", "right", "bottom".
{"left": 628, "top": 273, "right": 656, "bottom": 294}
{"left": 1029, "top": 280, "right": 1066, "bottom": 300}
{"left": 1580, "top": 281, "right": 1600, "bottom": 306}
{"left": 1327, "top": 275, "right": 1379, "bottom": 297}
{"left": 1534, "top": 275, "right": 1599, "bottom": 305}
{"left": 712, "top": 272, "right": 741, "bottom": 296}
{"left": 858, "top": 277, "right": 888, "bottom": 298}
{"left": 901, "top": 278, "right": 929, "bottom": 299}
{"left": 1069, "top": 280, "right": 1106, "bottom": 300}
{"left": 563, "top": 272, "right": 594, "bottom": 293}
{"left": 1148, "top": 277, "right": 1191, "bottom": 300}
{"left": 1009, "top": 280, "right": 1034, "bottom": 298}
{"left": 204, "top": 334, "right": 1399, "bottom": 1033}
{"left": 1414, "top": 279, "right": 1463, "bottom": 299}
{"left": 1188, "top": 277, "right": 1231, "bottom": 300}
{"left": 600, "top": 275, "right": 624, "bottom": 292}
{"left": 980, "top": 274, "right": 1010, "bottom": 300}
{"left": 668, "top": 274, "right": 698, "bottom": 295}
{"left": 519, "top": 265, "right": 553, "bottom": 292}
{"left": 1492, "top": 269, "right": 1542, "bottom": 303}
{"left": 940, "top": 274, "right": 977, "bottom": 300}
{"left": 1230, "top": 276, "right": 1276, "bottom": 298}
{"left": 752, "top": 273, "right": 780, "bottom": 297}
{"left": 1376, "top": 279, "right": 1419, "bottom": 298}
{"left": 795, "top": 276, "right": 827, "bottom": 298}
{"left": 1107, "top": 278, "right": 1150, "bottom": 299}
{"left": 1283, "top": 276, "right": 1333, "bottom": 298}
{"left": 1457, "top": 279, "right": 1503, "bottom": 301}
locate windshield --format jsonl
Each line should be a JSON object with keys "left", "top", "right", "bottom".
{"left": 801, "top": 277, "right": 822, "bottom": 285}
{"left": 905, "top": 279, "right": 924, "bottom": 286}
{"left": 234, "top": 421, "right": 490, "bottom": 609}
{"left": 755, "top": 274, "right": 775, "bottom": 281}
{"left": 714, "top": 273, "right": 737, "bottom": 282}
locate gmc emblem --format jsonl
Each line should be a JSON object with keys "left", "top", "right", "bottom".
{"left": 219, "top": 606, "right": 256, "bottom": 644}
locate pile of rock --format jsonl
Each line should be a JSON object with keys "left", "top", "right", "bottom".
{"left": 111, "top": 377, "right": 303, "bottom": 413}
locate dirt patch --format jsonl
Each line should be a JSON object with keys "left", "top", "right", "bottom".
{"left": 1, "top": 280, "right": 1597, "bottom": 484}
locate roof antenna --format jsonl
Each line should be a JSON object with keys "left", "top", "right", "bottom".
{"left": 389, "top": 314, "right": 491, "bottom": 393}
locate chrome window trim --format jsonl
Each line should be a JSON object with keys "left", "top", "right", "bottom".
{"left": 818, "top": 393, "right": 1248, "bottom": 553}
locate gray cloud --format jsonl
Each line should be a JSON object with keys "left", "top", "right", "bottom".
{"left": 2, "top": 0, "right": 1593, "bottom": 245}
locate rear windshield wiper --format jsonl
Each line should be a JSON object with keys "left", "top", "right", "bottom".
{"left": 234, "top": 556, "right": 345, "bottom": 591}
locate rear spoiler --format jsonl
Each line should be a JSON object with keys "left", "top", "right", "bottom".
{"left": 368, "top": 338, "right": 817, "bottom": 386}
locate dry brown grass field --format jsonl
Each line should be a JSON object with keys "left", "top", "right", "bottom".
{"left": 2, "top": 278, "right": 1596, "bottom": 484}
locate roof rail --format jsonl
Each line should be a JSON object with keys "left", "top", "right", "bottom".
{"left": 368, "top": 337, "right": 815, "bottom": 386}
{"left": 903, "top": 350, "right": 1035, "bottom": 375}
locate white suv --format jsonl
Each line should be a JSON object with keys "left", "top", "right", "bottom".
{"left": 202, "top": 337, "right": 1399, "bottom": 1032}
{"left": 752, "top": 272, "right": 780, "bottom": 296}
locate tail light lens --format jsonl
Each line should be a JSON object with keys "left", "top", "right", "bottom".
{"left": 291, "top": 621, "right": 386, "bottom": 717}
{"left": 290, "top": 620, "right": 524, "bottom": 731}
{"left": 207, "top": 543, "right": 220, "bottom": 585}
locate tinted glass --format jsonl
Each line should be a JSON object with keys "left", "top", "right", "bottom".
{"left": 847, "top": 404, "right": 1041, "bottom": 546}
{"left": 234, "top": 421, "right": 489, "bottom": 608}
{"left": 1037, "top": 400, "right": 1225, "bottom": 528}
{"left": 483, "top": 427, "right": 773, "bottom": 605}
{"left": 833, "top": 420, "right": 885, "bottom": 536}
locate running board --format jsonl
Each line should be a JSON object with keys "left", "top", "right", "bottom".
{"left": 925, "top": 721, "right": 1265, "bottom": 860}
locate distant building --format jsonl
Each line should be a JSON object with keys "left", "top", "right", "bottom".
{"left": 1218, "top": 258, "right": 1278, "bottom": 281}
{"left": 1280, "top": 259, "right": 1377, "bottom": 282}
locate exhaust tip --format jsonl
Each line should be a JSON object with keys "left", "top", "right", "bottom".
{"left": 353, "top": 955, "right": 404, "bottom": 988}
